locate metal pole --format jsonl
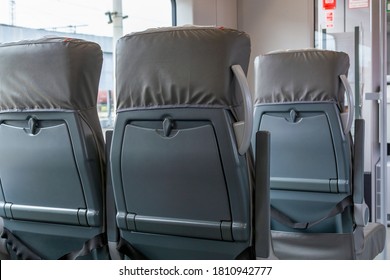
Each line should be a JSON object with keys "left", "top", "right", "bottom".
{"left": 9, "top": 0, "right": 15, "bottom": 25}
{"left": 379, "top": 0, "right": 388, "bottom": 259}
{"left": 355, "top": 26, "right": 361, "bottom": 119}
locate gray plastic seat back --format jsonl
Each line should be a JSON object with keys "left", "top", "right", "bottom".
{"left": 0, "top": 38, "right": 107, "bottom": 259}
{"left": 253, "top": 50, "right": 356, "bottom": 258}
{"left": 253, "top": 49, "right": 386, "bottom": 259}
{"left": 110, "top": 26, "right": 253, "bottom": 259}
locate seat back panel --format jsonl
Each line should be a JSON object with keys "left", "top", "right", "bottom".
{"left": 253, "top": 103, "right": 352, "bottom": 233}
{"left": 111, "top": 108, "right": 251, "bottom": 258}
{"left": 253, "top": 103, "right": 350, "bottom": 194}
{"left": 259, "top": 111, "right": 337, "bottom": 192}
{"left": 121, "top": 121, "right": 230, "bottom": 222}
{"left": 0, "top": 111, "right": 105, "bottom": 258}
{"left": 0, "top": 119, "right": 86, "bottom": 210}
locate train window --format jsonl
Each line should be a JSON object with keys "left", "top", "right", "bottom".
{"left": 122, "top": 0, "right": 176, "bottom": 34}
{"left": 0, "top": 0, "right": 176, "bottom": 129}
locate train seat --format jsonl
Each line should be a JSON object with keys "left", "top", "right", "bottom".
{"left": 252, "top": 49, "right": 386, "bottom": 259}
{"left": 108, "top": 26, "right": 255, "bottom": 259}
{"left": 0, "top": 37, "right": 107, "bottom": 259}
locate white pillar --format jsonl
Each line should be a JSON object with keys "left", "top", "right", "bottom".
{"left": 113, "top": 0, "right": 124, "bottom": 45}
{"left": 111, "top": 0, "right": 123, "bottom": 124}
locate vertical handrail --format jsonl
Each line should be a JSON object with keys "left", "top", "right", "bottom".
{"left": 353, "top": 119, "right": 369, "bottom": 226}
{"left": 379, "top": 0, "right": 388, "bottom": 260}
{"left": 355, "top": 26, "right": 361, "bottom": 119}
{"left": 171, "top": 0, "right": 177, "bottom": 26}
{"left": 254, "top": 131, "right": 270, "bottom": 258}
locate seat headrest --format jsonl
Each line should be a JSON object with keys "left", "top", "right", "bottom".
{"left": 254, "top": 49, "right": 349, "bottom": 108}
{"left": 116, "top": 26, "right": 251, "bottom": 111}
{"left": 0, "top": 37, "right": 103, "bottom": 112}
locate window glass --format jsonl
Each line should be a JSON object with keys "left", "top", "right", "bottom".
{"left": 0, "top": 0, "right": 113, "bottom": 36}
{"left": 122, "top": 0, "right": 174, "bottom": 34}
{"left": 0, "top": 0, "right": 174, "bottom": 37}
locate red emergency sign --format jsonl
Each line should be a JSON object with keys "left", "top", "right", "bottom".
{"left": 323, "top": 0, "right": 336, "bottom": 10}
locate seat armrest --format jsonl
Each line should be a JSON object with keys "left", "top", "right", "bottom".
{"left": 353, "top": 119, "right": 368, "bottom": 226}
{"left": 254, "top": 131, "right": 271, "bottom": 258}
